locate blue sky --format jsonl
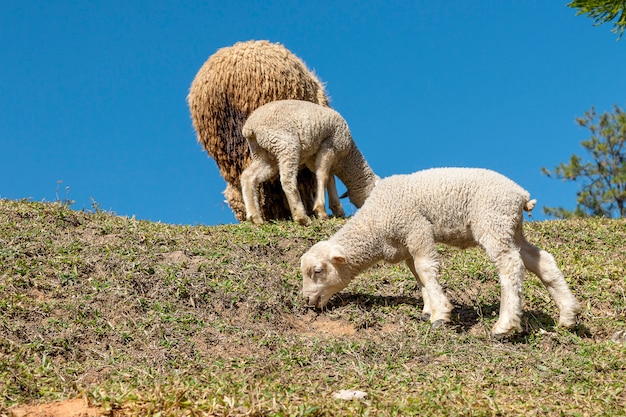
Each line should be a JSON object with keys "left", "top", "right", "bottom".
{"left": 2, "top": 1, "right": 625, "bottom": 225}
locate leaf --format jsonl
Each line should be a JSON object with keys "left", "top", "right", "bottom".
{"left": 542, "top": 105, "right": 626, "bottom": 218}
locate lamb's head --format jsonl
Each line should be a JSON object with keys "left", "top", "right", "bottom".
{"left": 300, "top": 241, "right": 353, "bottom": 308}
{"left": 341, "top": 174, "right": 380, "bottom": 208}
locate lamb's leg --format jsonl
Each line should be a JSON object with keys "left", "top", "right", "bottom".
{"left": 481, "top": 237, "right": 526, "bottom": 337}
{"left": 406, "top": 229, "right": 452, "bottom": 327}
{"left": 278, "top": 158, "right": 310, "bottom": 226}
{"left": 326, "top": 175, "right": 345, "bottom": 218}
{"left": 518, "top": 236, "right": 581, "bottom": 328}
{"left": 240, "top": 157, "right": 278, "bottom": 225}
{"left": 312, "top": 173, "right": 329, "bottom": 220}
{"left": 311, "top": 149, "right": 337, "bottom": 220}
{"left": 405, "top": 259, "right": 432, "bottom": 321}
{"left": 407, "top": 255, "right": 452, "bottom": 327}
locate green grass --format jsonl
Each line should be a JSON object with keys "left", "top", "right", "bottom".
{"left": 0, "top": 199, "right": 625, "bottom": 416}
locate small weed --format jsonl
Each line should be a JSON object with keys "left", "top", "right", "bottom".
{"left": 54, "top": 180, "right": 75, "bottom": 208}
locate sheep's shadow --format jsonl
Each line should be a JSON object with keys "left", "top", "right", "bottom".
{"left": 326, "top": 292, "right": 421, "bottom": 310}
{"left": 323, "top": 292, "right": 590, "bottom": 339}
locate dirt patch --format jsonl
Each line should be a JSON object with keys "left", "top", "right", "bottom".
{"left": 159, "top": 250, "right": 207, "bottom": 272}
{"left": 288, "top": 312, "right": 357, "bottom": 336}
{"left": 276, "top": 237, "right": 307, "bottom": 265}
{"left": 8, "top": 398, "right": 101, "bottom": 417}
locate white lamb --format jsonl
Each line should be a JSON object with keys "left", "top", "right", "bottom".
{"left": 300, "top": 167, "right": 581, "bottom": 338}
{"left": 240, "top": 99, "right": 379, "bottom": 226}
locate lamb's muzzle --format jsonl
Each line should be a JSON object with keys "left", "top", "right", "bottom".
{"left": 305, "top": 294, "right": 322, "bottom": 309}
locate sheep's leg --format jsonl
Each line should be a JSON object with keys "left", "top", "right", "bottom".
{"left": 405, "top": 259, "right": 432, "bottom": 321}
{"left": 311, "top": 149, "right": 337, "bottom": 220}
{"left": 240, "top": 156, "right": 278, "bottom": 225}
{"left": 481, "top": 237, "right": 526, "bottom": 337}
{"left": 406, "top": 229, "right": 452, "bottom": 327}
{"left": 406, "top": 255, "right": 452, "bottom": 327}
{"left": 313, "top": 172, "right": 329, "bottom": 220}
{"left": 326, "top": 175, "right": 345, "bottom": 218}
{"left": 278, "top": 158, "right": 310, "bottom": 226}
{"left": 518, "top": 236, "right": 581, "bottom": 328}
{"left": 304, "top": 157, "right": 343, "bottom": 218}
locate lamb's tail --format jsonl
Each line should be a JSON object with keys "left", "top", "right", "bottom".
{"left": 524, "top": 198, "right": 537, "bottom": 212}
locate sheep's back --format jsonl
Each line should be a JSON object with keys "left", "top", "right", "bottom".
{"left": 243, "top": 100, "right": 350, "bottom": 160}
{"left": 359, "top": 168, "right": 530, "bottom": 245}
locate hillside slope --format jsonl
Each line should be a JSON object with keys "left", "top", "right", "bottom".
{"left": 1, "top": 199, "right": 624, "bottom": 416}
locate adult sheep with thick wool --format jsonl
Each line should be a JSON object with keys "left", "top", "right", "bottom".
{"left": 188, "top": 40, "right": 329, "bottom": 222}
{"left": 300, "top": 167, "right": 581, "bottom": 338}
{"left": 241, "top": 100, "right": 379, "bottom": 226}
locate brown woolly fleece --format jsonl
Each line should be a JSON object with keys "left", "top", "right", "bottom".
{"left": 188, "top": 40, "right": 329, "bottom": 222}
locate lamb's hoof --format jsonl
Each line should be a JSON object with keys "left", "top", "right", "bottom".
{"left": 295, "top": 216, "right": 312, "bottom": 226}
{"left": 316, "top": 212, "right": 329, "bottom": 220}
{"left": 420, "top": 313, "right": 431, "bottom": 322}
{"left": 248, "top": 216, "right": 264, "bottom": 225}
{"left": 332, "top": 209, "right": 346, "bottom": 218}
{"left": 431, "top": 319, "right": 445, "bottom": 329}
{"left": 558, "top": 316, "right": 578, "bottom": 329}
{"left": 558, "top": 321, "right": 577, "bottom": 330}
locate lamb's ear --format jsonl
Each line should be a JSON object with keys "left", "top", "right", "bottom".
{"left": 331, "top": 254, "right": 347, "bottom": 264}
{"left": 329, "top": 246, "right": 348, "bottom": 265}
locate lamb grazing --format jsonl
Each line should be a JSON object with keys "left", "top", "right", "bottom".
{"left": 187, "top": 40, "right": 329, "bottom": 222}
{"left": 241, "top": 99, "right": 379, "bottom": 226}
{"left": 300, "top": 167, "right": 582, "bottom": 338}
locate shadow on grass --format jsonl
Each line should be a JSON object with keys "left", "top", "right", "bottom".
{"left": 322, "top": 292, "right": 589, "bottom": 340}
{"left": 326, "top": 292, "right": 421, "bottom": 310}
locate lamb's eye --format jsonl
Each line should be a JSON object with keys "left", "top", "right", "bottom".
{"left": 313, "top": 266, "right": 323, "bottom": 274}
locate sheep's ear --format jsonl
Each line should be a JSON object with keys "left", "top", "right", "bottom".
{"left": 329, "top": 247, "right": 347, "bottom": 265}
{"left": 331, "top": 254, "right": 347, "bottom": 264}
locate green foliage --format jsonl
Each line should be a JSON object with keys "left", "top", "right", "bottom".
{"left": 568, "top": 0, "right": 626, "bottom": 39}
{"left": 542, "top": 105, "right": 626, "bottom": 218}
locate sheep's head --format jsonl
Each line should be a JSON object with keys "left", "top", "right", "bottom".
{"left": 340, "top": 174, "right": 380, "bottom": 208}
{"left": 300, "top": 241, "right": 352, "bottom": 308}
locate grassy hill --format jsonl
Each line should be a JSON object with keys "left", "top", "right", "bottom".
{"left": 1, "top": 199, "right": 625, "bottom": 416}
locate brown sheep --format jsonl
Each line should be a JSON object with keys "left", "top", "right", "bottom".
{"left": 187, "top": 40, "right": 330, "bottom": 222}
